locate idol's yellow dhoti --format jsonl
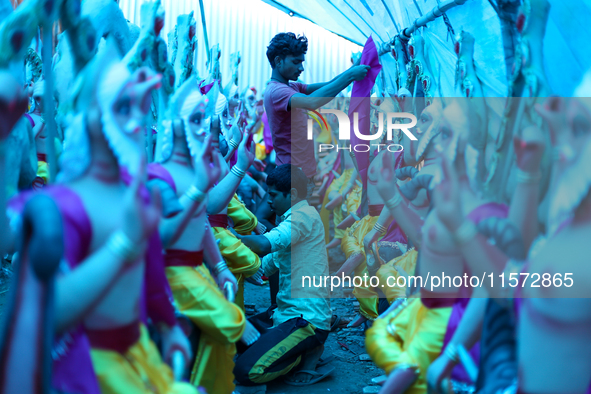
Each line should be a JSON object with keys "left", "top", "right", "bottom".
{"left": 90, "top": 325, "right": 198, "bottom": 394}
{"left": 212, "top": 195, "right": 261, "bottom": 311}
{"left": 377, "top": 249, "right": 418, "bottom": 302}
{"left": 365, "top": 298, "right": 451, "bottom": 394}
{"left": 345, "top": 184, "right": 362, "bottom": 213}
{"left": 212, "top": 226, "right": 261, "bottom": 311}
{"left": 166, "top": 264, "right": 246, "bottom": 394}
{"left": 227, "top": 195, "right": 258, "bottom": 236}
{"left": 341, "top": 214, "right": 381, "bottom": 319}
{"left": 341, "top": 215, "right": 379, "bottom": 259}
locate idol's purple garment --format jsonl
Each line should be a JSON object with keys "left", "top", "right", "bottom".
{"left": 349, "top": 36, "right": 382, "bottom": 201}
{"left": 9, "top": 179, "right": 177, "bottom": 394}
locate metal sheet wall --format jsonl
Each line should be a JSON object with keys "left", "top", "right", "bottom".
{"left": 118, "top": 0, "right": 361, "bottom": 94}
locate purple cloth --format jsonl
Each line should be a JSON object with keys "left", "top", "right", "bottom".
{"left": 262, "top": 112, "right": 273, "bottom": 153}
{"left": 199, "top": 79, "right": 216, "bottom": 95}
{"left": 148, "top": 162, "right": 177, "bottom": 193}
{"left": 348, "top": 35, "right": 382, "bottom": 213}
{"left": 440, "top": 202, "right": 509, "bottom": 383}
{"left": 263, "top": 81, "right": 316, "bottom": 177}
{"left": 120, "top": 168, "right": 177, "bottom": 328}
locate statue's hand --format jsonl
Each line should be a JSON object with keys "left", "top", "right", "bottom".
{"left": 376, "top": 152, "right": 398, "bottom": 203}
{"left": 215, "top": 268, "right": 238, "bottom": 296}
{"left": 433, "top": 157, "right": 463, "bottom": 232}
{"left": 193, "top": 135, "right": 221, "bottom": 192}
{"left": 514, "top": 125, "right": 545, "bottom": 172}
{"left": 160, "top": 324, "right": 192, "bottom": 368}
{"left": 122, "top": 160, "right": 162, "bottom": 245}
{"left": 236, "top": 130, "right": 255, "bottom": 170}
{"left": 534, "top": 97, "right": 567, "bottom": 145}
{"left": 426, "top": 353, "right": 455, "bottom": 394}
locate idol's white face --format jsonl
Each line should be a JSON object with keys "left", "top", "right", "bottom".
{"left": 407, "top": 100, "right": 443, "bottom": 164}
{"left": 111, "top": 81, "right": 148, "bottom": 148}
{"left": 220, "top": 104, "right": 232, "bottom": 132}
{"left": 187, "top": 100, "right": 207, "bottom": 143}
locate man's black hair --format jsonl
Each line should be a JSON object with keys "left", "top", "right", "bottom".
{"left": 266, "top": 33, "right": 308, "bottom": 69}
{"left": 266, "top": 164, "right": 308, "bottom": 198}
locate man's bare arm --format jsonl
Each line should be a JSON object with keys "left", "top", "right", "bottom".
{"left": 241, "top": 234, "right": 272, "bottom": 256}
{"left": 289, "top": 65, "right": 370, "bottom": 110}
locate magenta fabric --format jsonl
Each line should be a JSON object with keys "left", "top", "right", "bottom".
{"left": 348, "top": 35, "right": 382, "bottom": 208}
{"left": 24, "top": 113, "right": 35, "bottom": 128}
{"left": 262, "top": 112, "right": 274, "bottom": 153}
{"left": 263, "top": 81, "right": 316, "bottom": 177}
{"left": 120, "top": 168, "right": 177, "bottom": 328}
{"left": 147, "top": 162, "right": 177, "bottom": 194}
{"left": 199, "top": 79, "right": 216, "bottom": 95}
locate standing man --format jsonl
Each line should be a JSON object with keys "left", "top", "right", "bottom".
{"left": 263, "top": 32, "right": 370, "bottom": 197}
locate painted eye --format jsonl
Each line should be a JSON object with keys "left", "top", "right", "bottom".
{"left": 115, "top": 99, "right": 131, "bottom": 115}
{"left": 191, "top": 112, "right": 203, "bottom": 125}
{"left": 440, "top": 126, "right": 451, "bottom": 140}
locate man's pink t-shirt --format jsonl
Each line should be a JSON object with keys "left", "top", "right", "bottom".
{"left": 263, "top": 81, "right": 316, "bottom": 178}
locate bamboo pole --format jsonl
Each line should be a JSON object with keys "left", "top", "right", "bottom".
{"left": 399, "top": 0, "right": 468, "bottom": 41}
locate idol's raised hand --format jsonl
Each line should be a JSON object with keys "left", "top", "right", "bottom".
{"left": 433, "top": 157, "right": 463, "bottom": 233}
{"left": 514, "top": 125, "right": 545, "bottom": 173}
{"left": 376, "top": 151, "right": 398, "bottom": 203}
{"left": 194, "top": 134, "right": 221, "bottom": 192}
{"left": 236, "top": 129, "right": 256, "bottom": 170}
{"left": 122, "top": 159, "right": 163, "bottom": 247}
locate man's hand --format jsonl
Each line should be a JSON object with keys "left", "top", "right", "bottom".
{"left": 348, "top": 65, "right": 371, "bottom": 82}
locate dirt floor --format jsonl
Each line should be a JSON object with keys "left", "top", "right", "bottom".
{"left": 243, "top": 244, "right": 385, "bottom": 394}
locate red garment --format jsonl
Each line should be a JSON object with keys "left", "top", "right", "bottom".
{"left": 209, "top": 214, "right": 229, "bottom": 228}
{"left": 85, "top": 322, "right": 140, "bottom": 354}
{"left": 164, "top": 249, "right": 204, "bottom": 267}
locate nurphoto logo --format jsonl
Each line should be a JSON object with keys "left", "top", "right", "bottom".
{"left": 308, "top": 109, "right": 418, "bottom": 153}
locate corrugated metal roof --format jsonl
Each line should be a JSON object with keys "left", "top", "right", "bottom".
{"left": 118, "top": 0, "right": 361, "bottom": 95}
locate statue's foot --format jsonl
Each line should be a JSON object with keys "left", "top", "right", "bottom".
{"left": 326, "top": 238, "right": 342, "bottom": 250}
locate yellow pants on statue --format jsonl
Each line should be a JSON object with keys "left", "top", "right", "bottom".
{"left": 211, "top": 226, "right": 261, "bottom": 311}
{"left": 341, "top": 215, "right": 381, "bottom": 320}
{"left": 90, "top": 325, "right": 198, "bottom": 394}
{"left": 365, "top": 298, "right": 451, "bottom": 394}
{"left": 166, "top": 265, "right": 246, "bottom": 394}
{"left": 377, "top": 249, "right": 418, "bottom": 302}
